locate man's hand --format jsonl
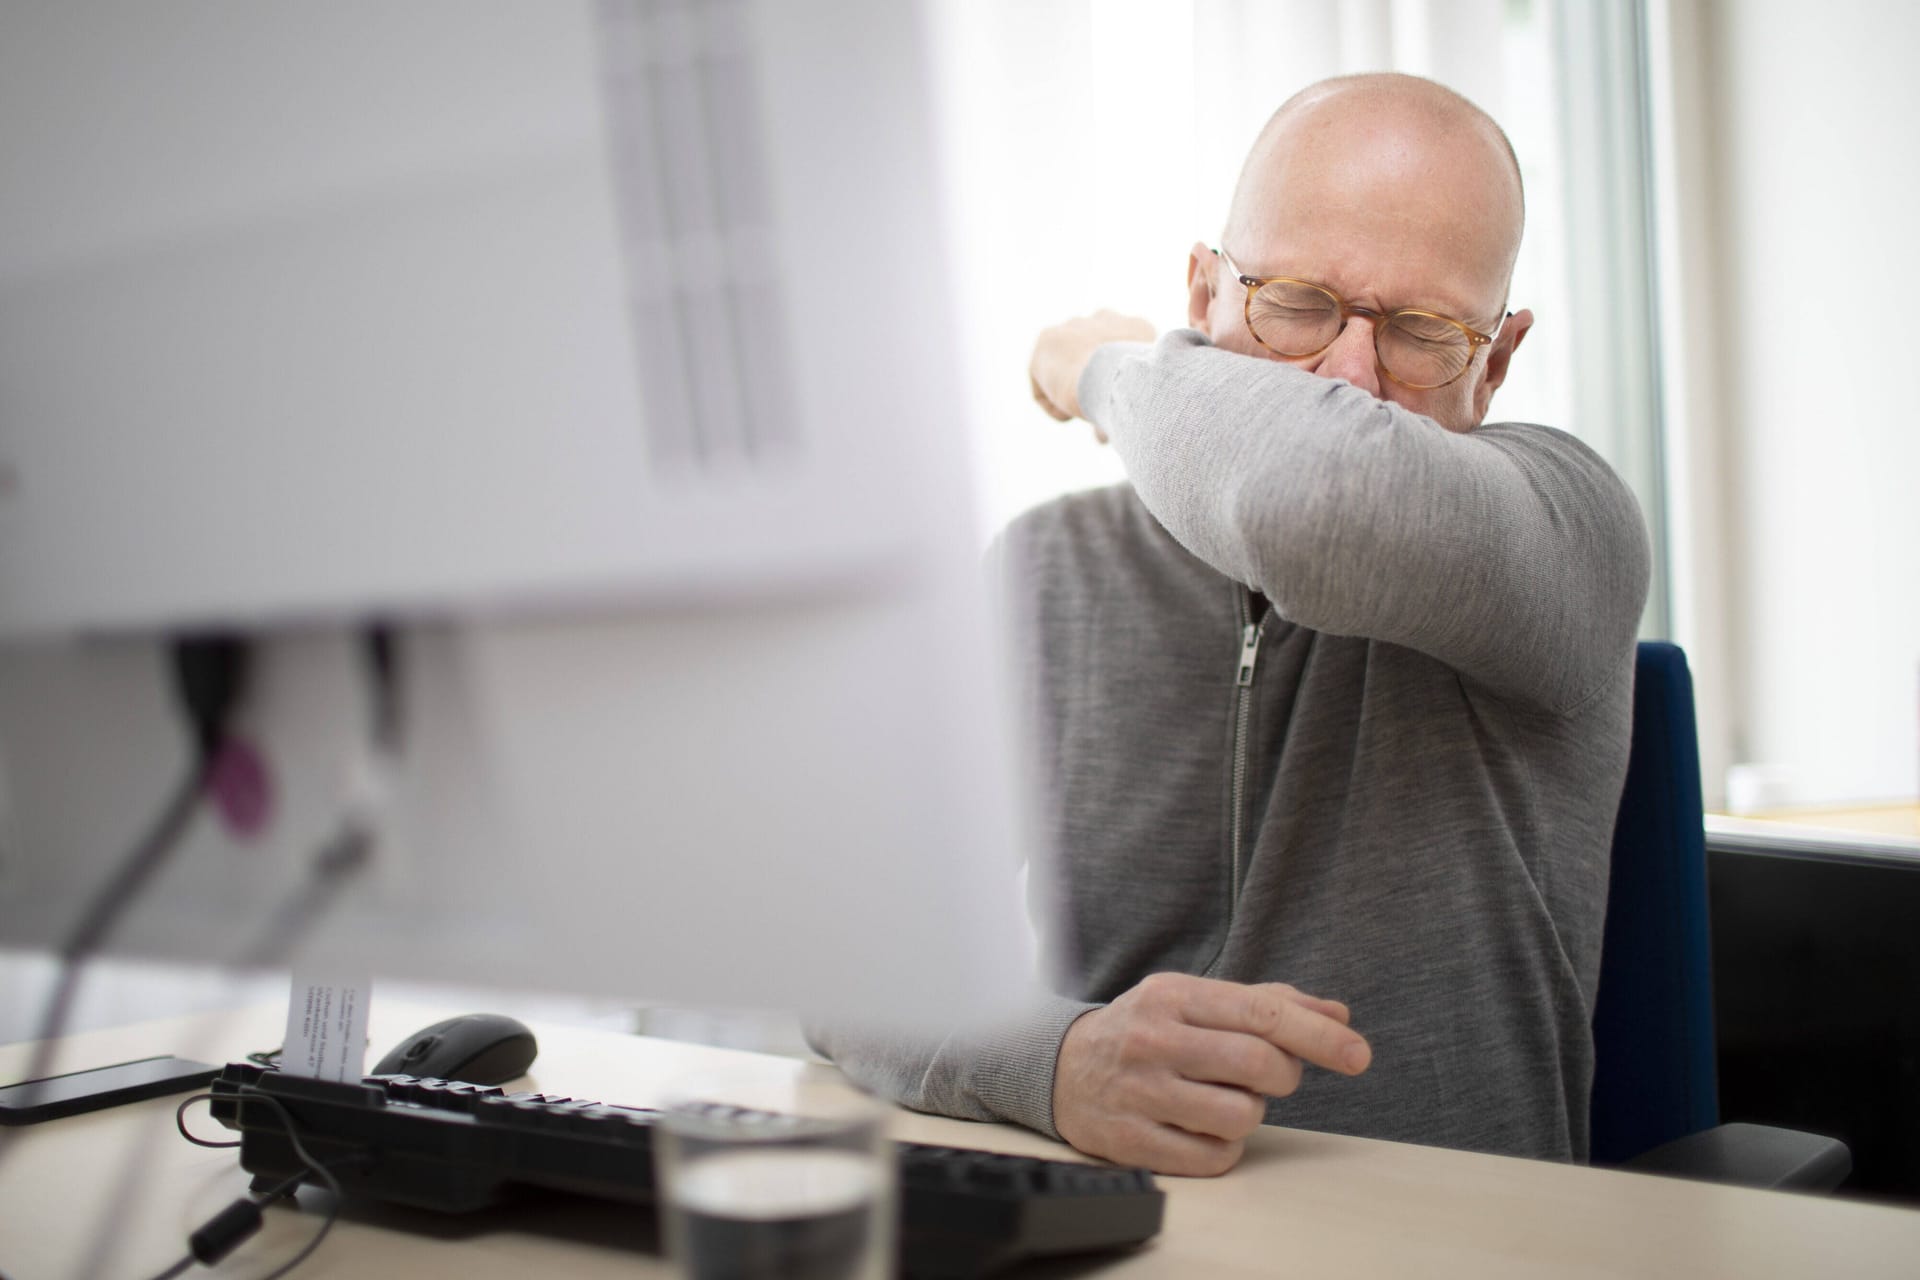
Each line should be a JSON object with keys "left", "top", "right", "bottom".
{"left": 1052, "top": 973, "right": 1371, "bottom": 1177}
{"left": 1029, "top": 310, "right": 1157, "bottom": 434}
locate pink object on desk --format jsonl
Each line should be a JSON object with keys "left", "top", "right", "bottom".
{"left": 206, "top": 737, "right": 272, "bottom": 840}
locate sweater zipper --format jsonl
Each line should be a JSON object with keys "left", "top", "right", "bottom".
{"left": 1229, "top": 591, "right": 1263, "bottom": 918}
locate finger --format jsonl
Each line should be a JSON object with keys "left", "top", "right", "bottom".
{"left": 1105, "top": 1117, "right": 1245, "bottom": 1178}
{"left": 1291, "top": 994, "right": 1351, "bottom": 1025}
{"left": 1142, "top": 1076, "right": 1268, "bottom": 1143}
{"left": 1176, "top": 979, "right": 1371, "bottom": 1076}
{"left": 1162, "top": 1025, "right": 1303, "bottom": 1099}
{"left": 1254, "top": 981, "right": 1350, "bottom": 1023}
{"left": 1250, "top": 992, "right": 1371, "bottom": 1076}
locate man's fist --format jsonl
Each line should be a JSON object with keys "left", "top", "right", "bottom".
{"left": 1028, "top": 310, "right": 1157, "bottom": 431}
{"left": 1051, "top": 973, "right": 1371, "bottom": 1177}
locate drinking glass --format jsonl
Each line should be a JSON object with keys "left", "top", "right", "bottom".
{"left": 655, "top": 1084, "right": 893, "bottom": 1280}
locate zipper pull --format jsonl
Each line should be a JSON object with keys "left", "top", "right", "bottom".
{"left": 1236, "top": 622, "right": 1261, "bottom": 687}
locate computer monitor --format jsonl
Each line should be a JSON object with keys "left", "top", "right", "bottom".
{"left": 0, "top": 0, "right": 1034, "bottom": 1029}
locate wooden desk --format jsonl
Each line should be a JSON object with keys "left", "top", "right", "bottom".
{"left": 5, "top": 1000, "right": 1919, "bottom": 1279}
{"left": 1734, "top": 803, "right": 1920, "bottom": 842}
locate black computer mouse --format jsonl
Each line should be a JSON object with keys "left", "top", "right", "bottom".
{"left": 371, "top": 1013, "right": 538, "bottom": 1085}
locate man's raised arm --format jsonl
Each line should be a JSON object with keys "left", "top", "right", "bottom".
{"left": 1073, "top": 329, "right": 1650, "bottom": 714}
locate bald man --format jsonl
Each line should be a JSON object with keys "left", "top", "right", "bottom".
{"left": 810, "top": 74, "right": 1649, "bottom": 1174}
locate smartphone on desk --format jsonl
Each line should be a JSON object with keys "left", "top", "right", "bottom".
{"left": 0, "top": 1056, "right": 220, "bottom": 1125}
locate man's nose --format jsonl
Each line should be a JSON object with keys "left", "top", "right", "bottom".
{"left": 1312, "top": 316, "right": 1382, "bottom": 397}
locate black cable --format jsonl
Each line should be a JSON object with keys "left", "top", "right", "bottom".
{"left": 110, "top": 630, "right": 393, "bottom": 1279}
{"left": 229, "top": 825, "right": 374, "bottom": 975}
{"left": 361, "top": 623, "right": 403, "bottom": 753}
{"left": 6, "top": 763, "right": 206, "bottom": 1103}
{"left": 139, "top": 626, "right": 395, "bottom": 1276}
{"left": 146, "top": 1092, "right": 353, "bottom": 1280}
{"left": 223, "top": 625, "right": 389, "bottom": 971}
{"left": 72, "top": 820, "right": 370, "bottom": 1280}
{"left": 171, "top": 635, "right": 251, "bottom": 763}
{"left": 55, "top": 627, "right": 385, "bottom": 1277}
{"left": 176, "top": 1093, "right": 242, "bottom": 1149}
{"left": 57, "top": 638, "right": 248, "bottom": 971}
{"left": 1, "top": 636, "right": 250, "bottom": 1145}
{"left": 223, "top": 1093, "right": 349, "bottom": 1280}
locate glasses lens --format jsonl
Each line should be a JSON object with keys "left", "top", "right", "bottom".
{"left": 1247, "top": 281, "right": 1342, "bottom": 356}
{"left": 1379, "top": 312, "right": 1474, "bottom": 388}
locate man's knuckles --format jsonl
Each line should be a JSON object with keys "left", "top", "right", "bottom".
{"left": 1227, "top": 1039, "right": 1303, "bottom": 1097}
{"left": 1113, "top": 1019, "right": 1177, "bottom": 1066}
{"left": 1208, "top": 1035, "right": 1285, "bottom": 1095}
{"left": 1247, "top": 987, "right": 1364, "bottom": 1067}
{"left": 1109, "top": 1121, "right": 1243, "bottom": 1178}
{"left": 1207, "top": 1088, "right": 1267, "bottom": 1138}
{"left": 1131, "top": 971, "right": 1190, "bottom": 1006}
{"left": 1240, "top": 988, "right": 1289, "bottom": 1035}
{"left": 1149, "top": 1079, "right": 1262, "bottom": 1138}
{"left": 1179, "top": 1136, "right": 1246, "bottom": 1178}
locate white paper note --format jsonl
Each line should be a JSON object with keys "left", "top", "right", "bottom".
{"left": 281, "top": 967, "right": 372, "bottom": 1081}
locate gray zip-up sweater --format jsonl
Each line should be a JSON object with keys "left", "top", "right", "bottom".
{"left": 810, "top": 331, "right": 1651, "bottom": 1162}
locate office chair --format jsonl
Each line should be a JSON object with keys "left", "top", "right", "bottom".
{"left": 1588, "top": 641, "right": 1850, "bottom": 1191}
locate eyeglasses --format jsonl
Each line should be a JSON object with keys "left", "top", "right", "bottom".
{"left": 1218, "top": 249, "right": 1503, "bottom": 390}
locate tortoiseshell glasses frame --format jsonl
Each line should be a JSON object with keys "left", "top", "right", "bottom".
{"left": 1218, "top": 249, "right": 1504, "bottom": 390}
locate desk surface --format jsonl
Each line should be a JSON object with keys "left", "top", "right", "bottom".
{"left": 4, "top": 1000, "right": 1919, "bottom": 1279}
{"left": 1733, "top": 803, "right": 1920, "bottom": 842}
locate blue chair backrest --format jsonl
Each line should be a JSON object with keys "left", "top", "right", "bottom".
{"left": 1589, "top": 641, "right": 1720, "bottom": 1165}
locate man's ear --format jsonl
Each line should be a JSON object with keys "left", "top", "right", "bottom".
{"left": 1186, "top": 242, "right": 1217, "bottom": 334}
{"left": 1474, "top": 307, "right": 1534, "bottom": 422}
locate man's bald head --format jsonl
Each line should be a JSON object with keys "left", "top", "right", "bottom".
{"left": 1222, "top": 73, "right": 1525, "bottom": 315}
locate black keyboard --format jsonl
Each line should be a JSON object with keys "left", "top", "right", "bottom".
{"left": 206, "top": 1062, "right": 1162, "bottom": 1278}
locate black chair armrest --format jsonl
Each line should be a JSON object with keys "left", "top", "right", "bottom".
{"left": 1621, "top": 1121, "right": 1851, "bottom": 1191}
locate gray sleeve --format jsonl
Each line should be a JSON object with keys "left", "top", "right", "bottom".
{"left": 803, "top": 537, "right": 1097, "bottom": 1141}
{"left": 802, "top": 995, "right": 1099, "bottom": 1139}
{"left": 1079, "top": 330, "right": 1651, "bottom": 713}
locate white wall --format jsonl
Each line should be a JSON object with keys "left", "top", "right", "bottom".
{"left": 1677, "top": 0, "right": 1920, "bottom": 808}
